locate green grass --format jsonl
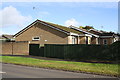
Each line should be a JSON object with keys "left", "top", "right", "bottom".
{"left": 0, "top": 56, "right": 119, "bottom": 77}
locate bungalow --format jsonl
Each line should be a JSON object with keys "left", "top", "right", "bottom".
{"left": 69, "top": 26, "right": 99, "bottom": 44}
{"left": 13, "top": 19, "right": 119, "bottom": 45}
{"left": 0, "top": 34, "right": 14, "bottom": 42}
{"left": 89, "top": 29, "right": 119, "bottom": 45}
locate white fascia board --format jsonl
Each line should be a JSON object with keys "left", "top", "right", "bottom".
{"left": 70, "top": 32, "right": 79, "bottom": 36}
{"left": 11, "top": 39, "right": 15, "bottom": 40}
{"left": 79, "top": 34, "right": 85, "bottom": 36}
{"left": 79, "top": 34, "right": 92, "bottom": 37}
{"left": 70, "top": 27, "right": 99, "bottom": 37}
{"left": 85, "top": 34, "right": 92, "bottom": 37}
{"left": 88, "top": 29, "right": 103, "bottom": 33}
{"left": 13, "top": 36, "right": 16, "bottom": 38}
{"left": 93, "top": 34, "right": 99, "bottom": 37}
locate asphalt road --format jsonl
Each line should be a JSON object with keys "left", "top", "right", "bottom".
{"left": 1, "top": 63, "right": 116, "bottom": 78}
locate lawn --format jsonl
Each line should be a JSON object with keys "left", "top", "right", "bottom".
{"left": 0, "top": 56, "right": 119, "bottom": 77}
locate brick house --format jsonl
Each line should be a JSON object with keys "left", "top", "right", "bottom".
{"left": 13, "top": 19, "right": 119, "bottom": 45}
{"left": 13, "top": 19, "right": 95, "bottom": 45}
{"left": 88, "top": 29, "right": 119, "bottom": 45}
{"left": 69, "top": 26, "right": 99, "bottom": 44}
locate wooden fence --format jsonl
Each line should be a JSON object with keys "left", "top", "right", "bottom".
{"left": 44, "top": 42, "right": 119, "bottom": 61}
{"left": 29, "top": 41, "right": 119, "bottom": 61}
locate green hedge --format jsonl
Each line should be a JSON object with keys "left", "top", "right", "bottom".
{"left": 44, "top": 41, "right": 120, "bottom": 61}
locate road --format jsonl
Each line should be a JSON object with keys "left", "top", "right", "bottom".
{"left": 1, "top": 63, "right": 116, "bottom": 78}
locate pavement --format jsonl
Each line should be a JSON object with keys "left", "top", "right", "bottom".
{"left": 1, "top": 63, "right": 117, "bottom": 78}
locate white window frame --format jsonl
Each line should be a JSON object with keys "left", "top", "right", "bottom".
{"left": 32, "top": 36, "right": 40, "bottom": 41}
{"left": 96, "top": 38, "right": 98, "bottom": 44}
{"left": 113, "top": 37, "right": 118, "bottom": 43}
{"left": 103, "top": 39, "right": 107, "bottom": 45}
{"left": 72, "top": 36, "right": 76, "bottom": 44}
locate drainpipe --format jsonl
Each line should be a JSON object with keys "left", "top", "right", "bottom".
{"left": 11, "top": 40, "right": 14, "bottom": 55}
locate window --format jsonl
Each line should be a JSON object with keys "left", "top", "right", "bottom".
{"left": 98, "top": 38, "right": 100, "bottom": 44}
{"left": 103, "top": 39, "right": 107, "bottom": 45}
{"left": 72, "top": 36, "right": 76, "bottom": 44}
{"left": 113, "top": 38, "right": 118, "bottom": 43}
{"left": 32, "top": 36, "right": 40, "bottom": 41}
{"left": 113, "top": 38, "right": 116, "bottom": 43}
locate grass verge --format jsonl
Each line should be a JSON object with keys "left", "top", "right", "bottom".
{"left": 0, "top": 56, "right": 119, "bottom": 77}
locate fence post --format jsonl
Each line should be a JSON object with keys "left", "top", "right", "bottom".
{"left": 12, "top": 42, "right": 13, "bottom": 55}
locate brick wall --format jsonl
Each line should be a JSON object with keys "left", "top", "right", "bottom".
{"left": 99, "top": 38, "right": 113, "bottom": 45}
{"left": 1, "top": 41, "right": 29, "bottom": 55}
{"left": 15, "top": 23, "right": 68, "bottom": 45}
{"left": 79, "top": 36, "right": 86, "bottom": 44}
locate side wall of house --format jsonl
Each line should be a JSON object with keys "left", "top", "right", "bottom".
{"left": 1, "top": 41, "right": 29, "bottom": 55}
{"left": 68, "top": 36, "right": 72, "bottom": 44}
{"left": 91, "top": 37, "right": 98, "bottom": 44}
{"left": 15, "top": 23, "right": 68, "bottom": 45}
{"left": 99, "top": 38, "right": 113, "bottom": 45}
{"left": 79, "top": 36, "right": 86, "bottom": 44}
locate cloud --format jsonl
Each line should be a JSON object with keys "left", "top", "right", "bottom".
{"left": 0, "top": 6, "right": 32, "bottom": 28}
{"left": 65, "top": 18, "right": 79, "bottom": 27}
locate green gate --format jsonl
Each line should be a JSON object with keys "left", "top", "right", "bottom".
{"left": 29, "top": 44, "right": 44, "bottom": 57}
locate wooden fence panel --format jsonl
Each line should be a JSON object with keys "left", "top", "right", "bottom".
{"left": 44, "top": 43, "right": 119, "bottom": 61}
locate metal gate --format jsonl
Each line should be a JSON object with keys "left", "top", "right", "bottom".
{"left": 29, "top": 44, "right": 44, "bottom": 57}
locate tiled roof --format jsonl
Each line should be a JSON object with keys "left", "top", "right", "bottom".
{"left": 68, "top": 26, "right": 99, "bottom": 37}
{"left": 69, "top": 26, "right": 88, "bottom": 34}
{"left": 100, "top": 33, "right": 114, "bottom": 36}
{"left": 0, "top": 35, "right": 13, "bottom": 39}
{"left": 89, "top": 29, "right": 119, "bottom": 37}
{"left": 89, "top": 30, "right": 102, "bottom": 36}
{"left": 14, "top": 19, "right": 84, "bottom": 37}
{"left": 38, "top": 20, "right": 83, "bottom": 34}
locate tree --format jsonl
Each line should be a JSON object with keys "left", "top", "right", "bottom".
{"left": 79, "top": 26, "right": 94, "bottom": 30}
{"left": 79, "top": 26, "right": 84, "bottom": 29}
